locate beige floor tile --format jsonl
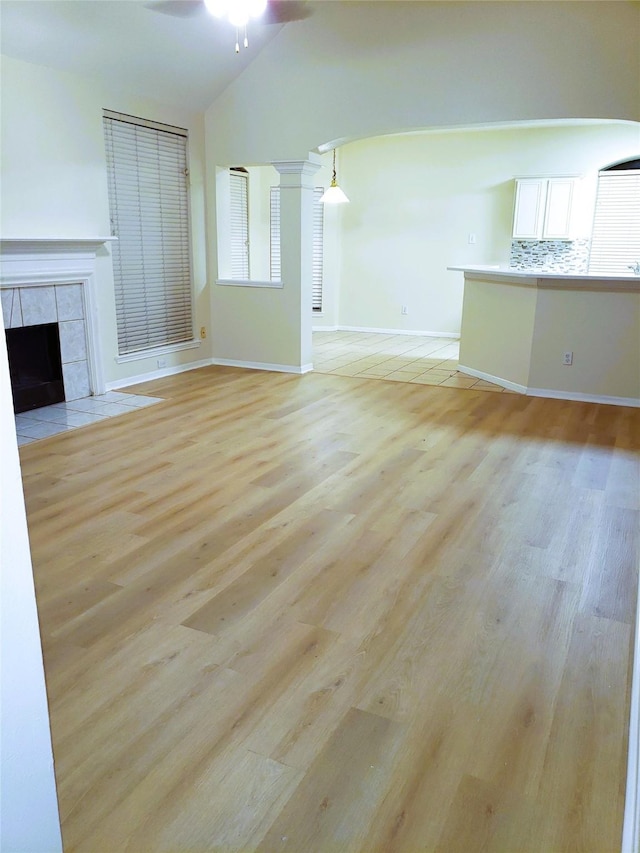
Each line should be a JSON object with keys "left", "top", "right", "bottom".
{"left": 385, "top": 370, "right": 425, "bottom": 380}
{"left": 416, "top": 369, "right": 458, "bottom": 380}
{"left": 412, "top": 374, "right": 448, "bottom": 385}
{"left": 439, "top": 376, "right": 479, "bottom": 389}
{"left": 311, "top": 331, "right": 507, "bottom": 396}
{"left": 355, "top": 368, "right": 394, "bottom": 377}
{"left": 405, "top": 359, "right": 448, "bottom": 369}
{"left": 472, "top": 380, "right": 505, "bottom": 392}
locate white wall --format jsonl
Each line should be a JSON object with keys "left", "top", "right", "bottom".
{"left": 0, "top": 321, "right": 63, "bottom": 853}
{"left": 205, "top": 1, "right": 640, "bottom": 164}
{"left": 337, "top": 122, "right": 640, "bottom": 334}
{"left": 0, "top": 54, "right": 209, "bottom": 386}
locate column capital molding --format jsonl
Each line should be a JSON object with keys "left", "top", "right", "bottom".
{"left": 271, "top": 157, "right": 322, "bottom": 178}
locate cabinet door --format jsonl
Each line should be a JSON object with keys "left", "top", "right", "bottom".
{"left": 542, "top": 178, "right": 574, "bottom": 239}
{"left": 512, "top": 179, "right": 545, "bottom": 239}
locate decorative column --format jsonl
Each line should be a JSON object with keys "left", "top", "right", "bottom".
{"left": 272, "top": 155, "right": 322, "bottom": 372}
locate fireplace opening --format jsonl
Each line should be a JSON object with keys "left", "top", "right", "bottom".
{"left": 6, "top": 323, "right": 65, "bottom": 413}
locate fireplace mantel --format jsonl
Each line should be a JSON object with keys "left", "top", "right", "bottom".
{"left": 0, "top": 237, "right": 114, "bottom": 397}
{"left": 0, "top": 237, "right": 115, "bottom": 256}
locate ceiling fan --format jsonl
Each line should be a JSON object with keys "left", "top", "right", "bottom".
{"left": 146, "top": 0, "right": 311, "bottom": 26}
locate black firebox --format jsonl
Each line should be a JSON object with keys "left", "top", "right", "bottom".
{"left": 5, "top": 323, "right": 65, "bottom": 413}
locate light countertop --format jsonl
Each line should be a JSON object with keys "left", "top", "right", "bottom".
{"left": 448, "top": 264, "right": 639, "bottom": 283}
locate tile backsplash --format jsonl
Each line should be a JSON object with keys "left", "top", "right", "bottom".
{"left": 510, "top": 239, "right": 590, "bottom": 274}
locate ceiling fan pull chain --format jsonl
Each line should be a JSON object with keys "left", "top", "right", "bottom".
{"left": 244, "top": 25, "right": 249, "bottom": 48}
{"left": 235, "top": 27, "right": 240, "bottom": 53}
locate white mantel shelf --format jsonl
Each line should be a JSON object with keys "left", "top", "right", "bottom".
{"left": 0, "top": 237, "right": 116, "bottom": 255}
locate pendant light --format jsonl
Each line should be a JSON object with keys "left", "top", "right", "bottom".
{"left": 320, "top": 149, "right": 349, "bottom": 204}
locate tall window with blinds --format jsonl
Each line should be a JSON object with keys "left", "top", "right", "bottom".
{"left": 230, "top": 169, "right": 250, "bottom": 279}
{"left": 103, "top": 111, "right": 193, "bottom": 356}
{"left": 270, "top": 187, "right": 324, "bottom": 311}
{"left": 588, "top": 167, "right": 640, "bottom": 276}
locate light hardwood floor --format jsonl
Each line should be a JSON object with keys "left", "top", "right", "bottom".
{"left": 20, "top": 366, "right": 639, "bottom": 852}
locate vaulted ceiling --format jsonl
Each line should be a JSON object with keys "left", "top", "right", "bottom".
{"left": 0, "top": 0, "right": 288, "bottom": 111}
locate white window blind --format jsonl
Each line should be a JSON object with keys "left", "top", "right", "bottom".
{"left": 103, "top": 112, "right": 193, "bottom": 356}
{"left": 270, "top": 187, "right": 324, "bottom": 311}
{"left": 588, "top": 170, "right": 640, "bottom": 275}
{"left": 230, "top": 169, "right": 250, "bottom": 279}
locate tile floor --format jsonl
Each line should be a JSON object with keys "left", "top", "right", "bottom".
{"left": 313, "top": 330, "right": 510, "bottom": 392}
{"left": 14, "top": 390, "right": 164, "bottom": 446}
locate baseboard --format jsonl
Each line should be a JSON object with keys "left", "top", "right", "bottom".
{"left": 313, "top": 325, "right": 339, "bottom": 332}
{"left": 336, "top": 325, "right": 459, "bottom": 338}
{"left": 458, "top": 365, "right": 640, "bottom": 407}
{"left": 457, "top": 364, "right": 526, "bottom": 394}
{"left": 105, "top": 358, "right": 214, "bottom": 390}
{"left": 211, "top": 358, "right": 313, "bottom": 375}
{"left": 526, "top": 387, "right": 640, "bottom": 408}
{"left": 623, "top": 592, "right": 640, "bottom": 853}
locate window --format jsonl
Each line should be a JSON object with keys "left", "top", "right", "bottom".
{"left": 103, "top": 110, "right": 193, "bottom": 356}
{"left": 270, "top": 187, "right": 324, "bottom": 311}
{"left": 230, "top": 168, "right": 250, "bottom": 279}
{"left": 588, "top": 159, "right": 640, "bottom": 276}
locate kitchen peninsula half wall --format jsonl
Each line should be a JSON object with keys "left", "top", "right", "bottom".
{"left": 448, "top": 266, "right": 640, "bottom": 407}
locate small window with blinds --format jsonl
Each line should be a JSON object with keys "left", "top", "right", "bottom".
{"left": 230, "top": 168, "right": 250, "bottom": 279}
{"left": 103, "top": 111, "right": 193, "bottom": 356}
{"left": 588, "top": 165, "right": 640, "bottom": 276}
{"left": 270, "top": 187, "right": 324, "bottom": 311}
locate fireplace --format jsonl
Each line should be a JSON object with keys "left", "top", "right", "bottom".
{"left": 6, "top": 322, "right": 65, "bottom": 413}
{"left": 1, "top": 237, "right": 114, "bottom": 410}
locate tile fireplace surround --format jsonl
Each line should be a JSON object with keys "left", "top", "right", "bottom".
{"left": 0, "top": 238, "right": 114, "bottom": 403}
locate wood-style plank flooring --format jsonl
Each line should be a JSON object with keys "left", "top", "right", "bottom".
{"left": 19, "top": 366, "right": 640, "bottom": 852}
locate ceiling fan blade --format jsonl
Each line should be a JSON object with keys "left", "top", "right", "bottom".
{"left": 146, "top": 0, "right": 311, "bottom": 24}
{"left": 264, "top": 1, "right": 312, "bottom": 25}
{"left": 145, "top": 0, "right": 204, "bottom": 19}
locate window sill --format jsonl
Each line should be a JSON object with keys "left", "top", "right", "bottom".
{"left": 216, "top": 278, "right": 283, "bottom": 289}
{"left": 115, "top": 339, "right": 201, "bottom": 363}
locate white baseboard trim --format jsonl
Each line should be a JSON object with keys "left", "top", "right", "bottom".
{"left": 313, "top": 325, "right": 339, "bottom": 332}
{"left": 105, "top": 358, "right": 214, "bottom": 390}
{"left": 623, "top": 590, "right": 640, "bottom": 853}
{"left": 457, "top": 364, "right": 526, "bottom": 394}
{"left": 211, "top": 358, "right": 313, "bottom": 375}
{"left": 526, "top": 387, "right": 640, "bottom": 408}
{"left": 458, "top": 365, "right": 640, "bottom": 407}
{"left": 335, "top": 325, "right": 459, "bottom": 338}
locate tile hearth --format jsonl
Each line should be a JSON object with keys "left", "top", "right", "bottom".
{"left": 14, "top": 391, "right": 164, "bottom": 446}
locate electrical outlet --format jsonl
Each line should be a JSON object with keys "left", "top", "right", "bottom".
{"left": 401, "top": 305, "right": 408, "bottom": 315}
{"left": 468, "top": 233, "right": 476, "bottom": 244}
{"left": 563, "top": 351, "right": 573, "bottom": 365}
{"left": 200, "top": 326, "right": 207, "bottom": 339}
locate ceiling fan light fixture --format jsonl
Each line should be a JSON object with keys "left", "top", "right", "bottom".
{"left": 320, "top": 150, "right": 350, "bottom": 204}
{"left": 204, "top": 0, "right": 267, "bottom": 26}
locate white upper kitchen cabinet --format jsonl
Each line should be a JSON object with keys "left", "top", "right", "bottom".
{"left": 512, "top": 177, "right": 578, "bottom": 240}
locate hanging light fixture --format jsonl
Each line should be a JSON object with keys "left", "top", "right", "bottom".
{"left": 204, "top": 0, "right": 267, "bottom": 52}
{"left": 320, "top": 149, "right": 349, "bottom": 204}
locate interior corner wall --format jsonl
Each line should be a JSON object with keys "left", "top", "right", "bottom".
{"left": 336, "top": 123, "right": 640, "bottom": 335}
{"left": 0, "top": 54, "right": 209, "bottom": 386}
